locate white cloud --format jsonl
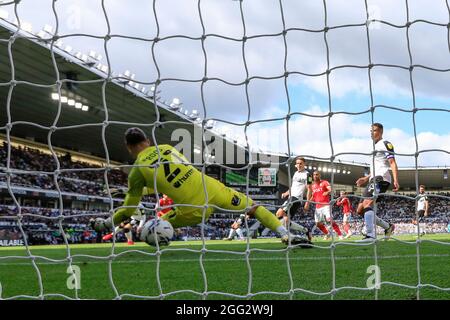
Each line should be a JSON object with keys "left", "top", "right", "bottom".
{"left": 221, "top": 105, "right": 450, "bottom": 167}
{"left": 2, "top": 0, "right": 449, "bottom": 167}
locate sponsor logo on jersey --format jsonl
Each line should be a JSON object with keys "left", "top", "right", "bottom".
{"left": 231, "top": 195, "right": 241, "bottom": 206}
{"left": 173, "top": 168, "right": 194, "bottom": 188}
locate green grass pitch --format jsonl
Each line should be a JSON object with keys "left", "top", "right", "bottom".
{"left": 0, "top": 234, "right": 449, "bottom": 300}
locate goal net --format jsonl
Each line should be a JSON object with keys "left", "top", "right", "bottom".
{"left": 0, "top": 0, "right": 449, "bottom": 300}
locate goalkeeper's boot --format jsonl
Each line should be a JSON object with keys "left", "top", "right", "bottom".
{"left": 102, "top": 233, "right": 114, "bottom": 241}
{"left": 384, "top": 224, "right": 395, "bottom": 240}
{"left": 127, "top": 240, "right": 135, "bottom": 245}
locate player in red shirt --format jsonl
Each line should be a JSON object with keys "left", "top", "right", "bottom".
{"left": 336, "top": 191, "right": 353, "bottom": 239}
{"left": 309, "top": 171, "right": 343, "bottom": 240}
{"left": 157, "top": 194, "right": 174, "bottom": 218}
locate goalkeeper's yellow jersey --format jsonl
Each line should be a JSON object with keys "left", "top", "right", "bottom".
{"left": 114, "top": 144, "right": 234, "bottom": 226}
{"left": 130, "top": 144, "right": 222, "bottom": 203}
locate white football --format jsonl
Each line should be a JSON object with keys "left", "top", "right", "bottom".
{"left": 140, "top": 219, "right": 174, "bottom": 247}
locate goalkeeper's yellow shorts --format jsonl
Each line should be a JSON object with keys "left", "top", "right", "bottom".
{"left": 161, "top": 180, "right": 254, "bottom": 228}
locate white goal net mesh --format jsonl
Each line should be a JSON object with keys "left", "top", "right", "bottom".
{"left": 0, "top": 0, "right": 449, "bottom": 300}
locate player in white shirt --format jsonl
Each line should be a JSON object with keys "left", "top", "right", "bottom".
{"left": 224, "top": 214, "right": 246, "bottom": 241}
{"left": 102, "top": 203, "right": 147, "bottom": 245}
{"left": 275, "top": 157, "right": 313, "bottom": 242}
{"left": 356, "top": 123, "right": 398, "bottom": 241}
{"left": 412, "top": 185, "right": 429, "bottom": 236}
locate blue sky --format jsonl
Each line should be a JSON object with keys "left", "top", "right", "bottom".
{"left": 287, "top": 83, "right": 449, "bottom": 136}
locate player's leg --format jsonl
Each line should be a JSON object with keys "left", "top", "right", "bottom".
{"left": 277, "top": 201, "right": 289, "bottom": 230}
{"left": 343, "top": 214, "right": 353, "bottom": 238}
{"left": 285, "top": 198, "right": 310, "bottom": 234}
{"left": 322, "top": 206, "right": 343, "bottom": 240}
{"left": 200, "top": 176, "right": 310, "bottom": 246}
{"left": 225, "top": 227, "right": 236, "bottom": 240}
{"left": 124, "top": 230, "right": 134, "bottom": 245}
{"left": 375, "top": 181, "right": 395, "bottom": 238}
{"left": 315, "top": 208, "right": 330, "bottom": 239}
{"left": 360, "top": 178, "right": 392, "bottom": 240}
{"left": 213, "top": 186, "right": 310, "bottom": 245}
{"left": 325, "top": 208, "right": 343, "bottom": 240}
{"left": 361, "top": 199, "right": 376, "bottom": 239}
{"left": 236, "top": 228, "right": 244, "bottom": 240}
{"left": 415, "top": 210, "right": 425, "bottom": 236}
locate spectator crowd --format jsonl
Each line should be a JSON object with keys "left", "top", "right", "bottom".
{"left": 1, "top": 142, "right": 127, "bottom": 197}
{"left": 0, "top": 143, "right": 449, "bottom": 245}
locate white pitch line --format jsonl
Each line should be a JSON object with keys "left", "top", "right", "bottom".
{"left": 0, "top": 253, "right": 448, "bottom": 266}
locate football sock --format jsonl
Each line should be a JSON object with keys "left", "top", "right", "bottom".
{"left": 375, "top": 216, "right": 389, "bottom": 229}
{"left": 331, "top": 222, "right": 342, "bottom": 236}
{"left": 317, "top": 223, "right": 329, "bottom": 235}
{"left": 125, "top": 230, "right": 132, "bottom": 241}
{"left": 364, "top": 208, "right": 375, "bottom": 238}
{"left": 343, "top": 223, "right": 350, "bottom": 234}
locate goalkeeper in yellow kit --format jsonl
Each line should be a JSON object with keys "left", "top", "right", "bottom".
{"left": 93, "top": 127, "right": 310, "bottom": 246}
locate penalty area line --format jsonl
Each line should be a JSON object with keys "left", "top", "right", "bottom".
{"left": 0, "top": 253, "right": 448, "bottom": 266}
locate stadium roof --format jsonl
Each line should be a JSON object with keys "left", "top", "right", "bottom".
{"left": 0, "top": 20, "right": 448, "bottom": 191}
{"left": 0, "top": 20, "right": 235, "bottom": 164}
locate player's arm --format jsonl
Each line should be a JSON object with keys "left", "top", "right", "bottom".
{"left": 424, "top": 197, "right": 429, "bottom": 216}
{"left": 113, "top": 168, "right": 145, "bottom": 226}
{"left": 388, "top": 157, "right": 399, "bottom": 191}
{"left": 322, "top": 183, "right": 332, "bottom": 197}
{"left": 304, "top": 172, "right": 313, "bottom": 210}
{"left": 384, "top": 141, "right": 399, "bottom": 192}
{"left": 304, "top": 184, "right": 312, "bottom": 211}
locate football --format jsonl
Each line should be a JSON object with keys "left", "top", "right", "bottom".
{"left": 140, "top": 219, "right": 174, "bottom": 247}
{"left": 91, "top": 217, "right": 110, "bottom": 233}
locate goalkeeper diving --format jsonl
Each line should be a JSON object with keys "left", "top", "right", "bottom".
{"left": 92, "top": 127, "right": 311, "bottom": 247}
